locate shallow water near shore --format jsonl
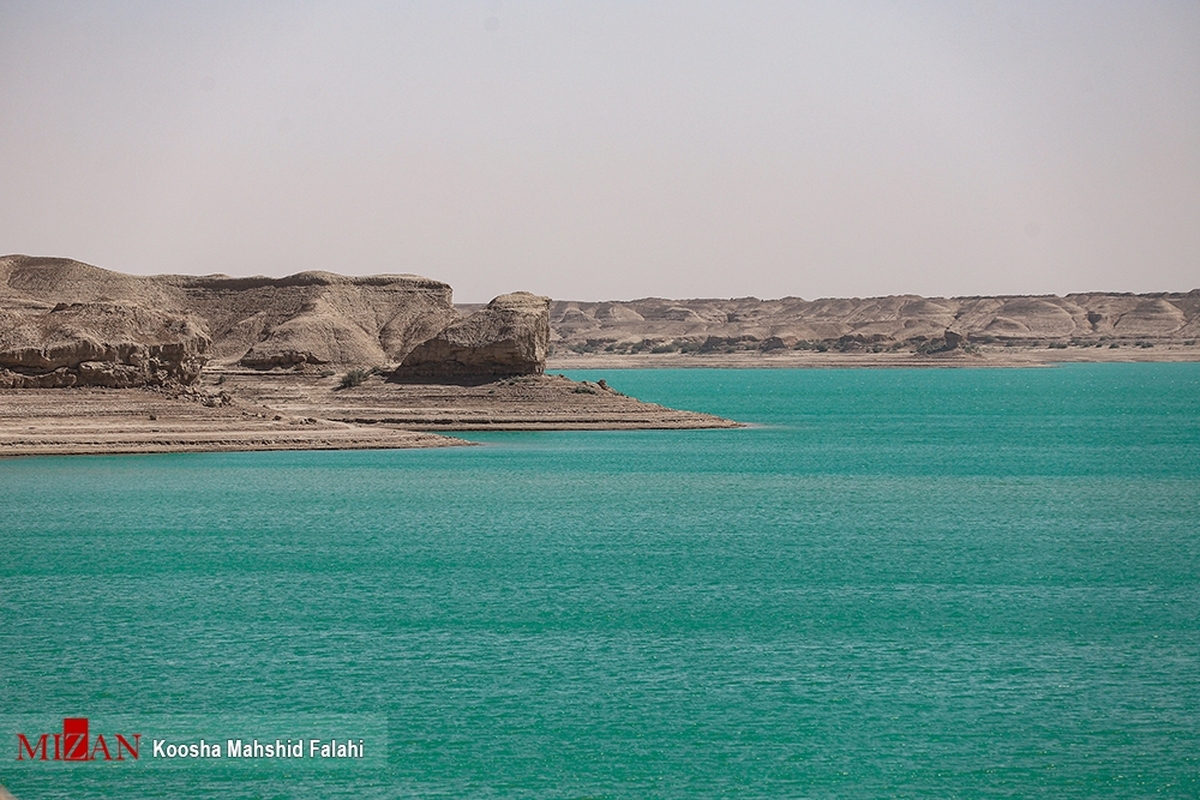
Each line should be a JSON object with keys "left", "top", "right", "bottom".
{"left": 2, "top": 364, "right": 1199, "bottom": 797}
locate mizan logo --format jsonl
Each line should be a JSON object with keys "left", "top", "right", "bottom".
{"left": 16, "top": 718, "right": 140, "bottom": 762}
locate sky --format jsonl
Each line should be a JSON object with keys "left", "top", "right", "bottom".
{"left": 1, "top": 2, "right": 1197, "bottom": 303}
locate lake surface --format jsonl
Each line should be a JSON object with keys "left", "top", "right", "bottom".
{"left": 2, "top": 364, "right": 1199, "bottom": 797}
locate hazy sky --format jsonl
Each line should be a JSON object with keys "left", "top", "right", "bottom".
{"left": 1, "top": 2, "right": 1197, "bottom": 302}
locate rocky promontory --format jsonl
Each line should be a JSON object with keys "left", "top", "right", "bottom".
{"left": 392, "top": 292, "right": 550, "bottom": 382}
{"left": 0, "top": 255, "right": 734, "bottom": 455}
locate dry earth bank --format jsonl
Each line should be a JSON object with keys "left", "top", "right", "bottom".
{"left": 0, "top": 371, "right": 736, "bottom": 458}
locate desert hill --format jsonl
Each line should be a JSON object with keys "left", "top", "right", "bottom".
{"left": 0, "top": 255, "right": 458, "bottom": 368}
{"left": 0, "top": 255, "right": 546, "bottom": 387}
{"left": 544, "top": 291, "right": 1200, "bottom": 356}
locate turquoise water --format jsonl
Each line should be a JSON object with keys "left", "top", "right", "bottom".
{"left": 2, "top": 364, "right": 1199, "bottom": 797}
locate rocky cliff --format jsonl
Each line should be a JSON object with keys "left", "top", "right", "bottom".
{"left": 392, "top": 292, "right": 551, "bottom": 381}
{"left": 547, "top": 292, "right": 1200, "bottom": 355}
{"left": 0, "top": 255, "right": 469, "bottom": 386}
{"left": 168, "top": 272, "right": 458, "bottom": 368}
{"left": 0, "top": 302, "right": 209, "bottom": 388}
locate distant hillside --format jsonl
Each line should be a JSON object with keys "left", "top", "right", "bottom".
{"left": 543, "top": 292, "right": 1200, "bottom": 356}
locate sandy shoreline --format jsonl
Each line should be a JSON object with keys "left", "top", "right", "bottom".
{"left": 0, "top": 372, "right": 737, "bottom": 458}
{"left": 0, "top": 387, "right": 461, "bottom": 458}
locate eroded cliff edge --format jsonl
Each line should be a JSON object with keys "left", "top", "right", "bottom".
{"left": 0, "top": 255, "right": 540, "bottom": 387}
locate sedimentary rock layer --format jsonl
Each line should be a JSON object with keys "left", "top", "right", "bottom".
{"left": 0, "top": 302, "right": 209, "bottom": 388}
{"left": 0, "top": 371, "right": 736, "bottom": 456}
{"left": 0, "top": 386, "right": 461, "bottom": 455}
{"left": 216, "top": 370, "right": 737, "bottom": 431}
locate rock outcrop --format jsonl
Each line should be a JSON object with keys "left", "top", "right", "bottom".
{"left": 391, "top": 292, "right": 551, "bottom": 382}
{"left": 0, "top": 302, "right": 209, "bottom": 388}
{"left": 0, "top": 255, "right": 550, "bottom": 387}
{"left": 0, "top": 255, "right": 459, "bottom": 377}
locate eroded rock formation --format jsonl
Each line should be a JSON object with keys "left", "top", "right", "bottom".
{"left": 188, "top": 272, "right": 459, "bottom": 369}
{"left": 0, "top": 255, "right": 460, "bottom": 382}
{"left": 391, "top": 292, "right": 551, "bottom": 381}
{"left": 0, "top": 302, "right": 209, "bottom": 388}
